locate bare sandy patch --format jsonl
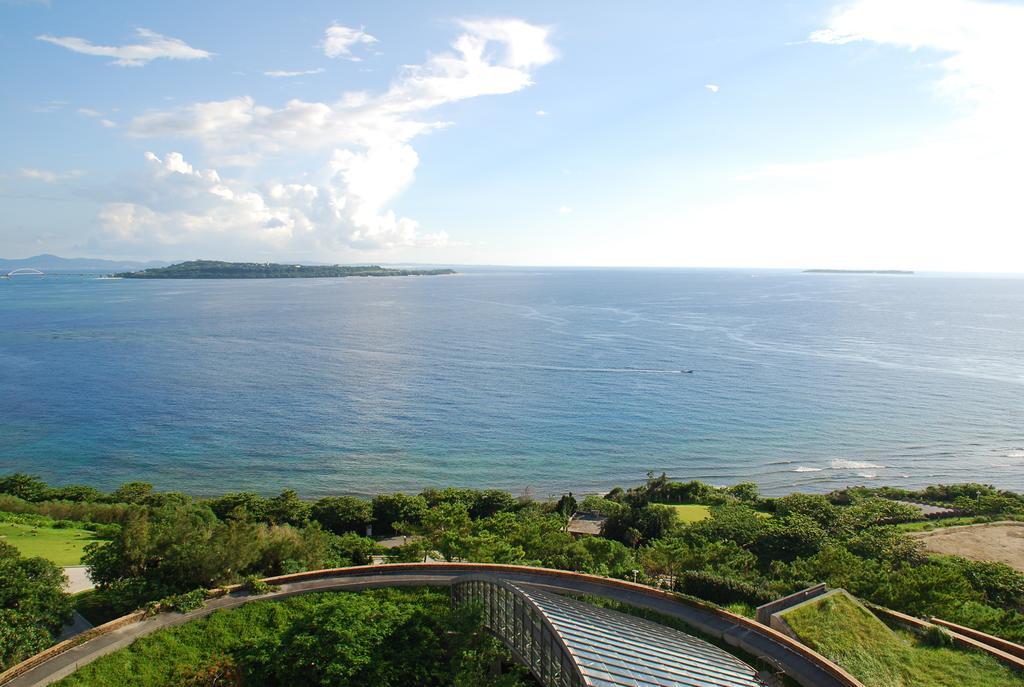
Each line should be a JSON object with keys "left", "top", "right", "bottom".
{"left": 911, "top": 521, "right": 1024, "bottom": 572}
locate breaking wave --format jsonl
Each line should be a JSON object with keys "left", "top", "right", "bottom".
{"left": 830, "top": 459, "right": 886, "bottom": 470}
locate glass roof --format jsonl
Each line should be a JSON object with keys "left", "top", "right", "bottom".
{"left": 513, "top": 584, "right": 766, "bottom": 687}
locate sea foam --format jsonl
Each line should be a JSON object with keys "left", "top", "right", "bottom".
{"left": 831, "top": 459, "right": 885, "bottom": 470}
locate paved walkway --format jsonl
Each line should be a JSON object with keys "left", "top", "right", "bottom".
{"left": 61, "top": 567, "right": 93, "bottom": 595}
{"left": 2, "top": 565, "right": 862, "bottom": 687}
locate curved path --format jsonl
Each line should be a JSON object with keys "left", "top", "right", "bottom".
{"left": 0, "top": 563, "right": 864, "bottom": 687}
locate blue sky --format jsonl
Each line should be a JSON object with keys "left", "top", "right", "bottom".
{"left": 2, "top": 0, "right": 1022, "bottom": 270}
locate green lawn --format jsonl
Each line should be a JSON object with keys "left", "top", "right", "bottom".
{"left": 780, "top": 591, "right": 1024, "bottom": 687}
{"left": 0, "top": 521, "right": 103, "bottom": 566}
{"left": 657, "top": 503, "right": 771, "bottom": 524}
{"left": 659, "top": 504, "right": 712, "bottom": 523}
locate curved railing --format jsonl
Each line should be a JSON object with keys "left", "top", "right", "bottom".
{"left": 452, "top": 577, "right": 586, "bottom": 687}
{"left": 0, "top": 563, "right": 865, "bottom": 687}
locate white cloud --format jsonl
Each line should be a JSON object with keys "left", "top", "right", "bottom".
{"left": 32, "top": 100, "right": 68, "bottom": 113}
{"left": 322, "top": 24, "right": 377, "bottom": 61}
{"left": 100, "top": 119, "right": 117, "bottom": 128}
{"left": 116, "top": 19, "right": 554, "bottom": 253}
{"left": 264, "top": 68, "right": 326, "bottom": 78}
{"left": 77, "top": 107, "right": 102, "bottom": 117}
{"left": 37, "top": 28, "right": 212, "bottom": 67}
{"left": 99, "top": 151, "right": 447, "bottom": 253}
{"left": 558, "top": 205, "right": 572, "bottom": 215}
{"left": 704, "top": 83, "right": 719, "bottom": 93}
{"left": 20, "top": 168, "right": 84, "bottom": 183}
{"left": 643, "top": 0, "right": 1024, "bottom": 272}
{"left": 456, "top": 19, "right": 557, "bottom": 69}
{"left": 535, "top": 109, "right": 548, "bottom": 116}
{"left": 810, "top": 0, "right": 1024, "bottom": 119}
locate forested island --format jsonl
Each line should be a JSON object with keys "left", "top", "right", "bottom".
{"left": 115, "top": 260, "right": 456, "bottom": 279}
{"left": 803, "top": 269, "right": 914, "bottom": 274}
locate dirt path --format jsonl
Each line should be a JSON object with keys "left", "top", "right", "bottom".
{"left": 911, "top": 521, "right": 1024, "bottom": 571}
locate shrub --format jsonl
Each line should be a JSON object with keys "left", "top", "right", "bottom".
{"left": 678, "top": 570, "right": 775, "bottom": 606}
{"left": 578, "top": 495, "right": 623, "bottom": 517}
{"left": 0, "top": 494, "right": 135, "bottom": 524}
{"left": 241, "top": 575, "right": 278, "bottom": 595}
{"left": 157, "top": 589, "right": 207, "bottom": 614}
{"left": 87, "top": 523, "right": 122, "bottom": 539}
{"left": 178, "top": 655, "right": 243, "bottom": 687}
{"left": 922, "top": 625, "right": 955, "bottom": 648}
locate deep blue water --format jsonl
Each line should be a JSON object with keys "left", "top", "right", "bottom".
{"left": 1, "top": 269, "right": 1022, "bottom": 498}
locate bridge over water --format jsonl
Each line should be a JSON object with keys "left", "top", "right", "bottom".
{"left": 2, "top": 268, "right": 45, "bottom": 278}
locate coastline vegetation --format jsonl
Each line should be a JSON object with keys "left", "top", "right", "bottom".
{"left": 54, "top": 589, "right": 531, "bottom": 687}
{"left": 1, "top": 471, "right": 1023, "bottom": 684}
{"left": 114, "top": 260, "right": 456, "bottom": 279}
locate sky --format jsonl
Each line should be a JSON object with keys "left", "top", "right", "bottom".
{"left": 1, "top": 0, "right": 1022, "bottom": 271}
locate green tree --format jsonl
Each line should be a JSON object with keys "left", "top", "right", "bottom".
{"left": 206, "top": 492, "right": 269, "bottom": 521}
{"left": 726, "top": 482, "right": 759, "bottom": 503}
{"left": 0, "top": 473, "right": 49, "bottom": 502}
{"left": 266, "top": 489, "right": 311, "bottom": 526}
{"left": 111, "top": 481, "right": 155, "bottom": 504}
{"left": 0, "top": 541, "right": 73, "bottom": 670}
{"left": 311, "top": 496, "right": 372, "bottom": 535}
{"left": 470, "top": 490, "right": 517, "bottom": 519}
{"left": 44, "top": 485, "right": 106, "bottom": 503}
{"left": 371, "top": 493, "right": 427, "bottom": 536}
{"left": 554, "top": 492, "right": 577, "bottom": 517}
{"left": 421, "top": 503, "right": 473, "bottom": 561}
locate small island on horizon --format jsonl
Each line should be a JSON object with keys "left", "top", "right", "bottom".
{"left": 115, "top": 260, "right": 456, "bottom": 279}
{"left": 803, "top": 268, "right": 914, "bottom": 275}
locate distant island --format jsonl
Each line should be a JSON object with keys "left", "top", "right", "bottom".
{"left": 115, "top": 260, "right": 456, "bottom": 279}
{"left": 803, "top": 269, "right": 914, "bottom": 275}
{"left": 0, "top": 254, "right": 168, "bottom": 274}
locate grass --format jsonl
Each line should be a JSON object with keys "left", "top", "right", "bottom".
{"left": 780, "top": 591, "right": 1024, "bottom": 687}
{"left": 55, "top": 588, "right": 531, "bottom": 687}
{"left": 57, "top": 593, "right": 317, "bottom": 686}
{"left": 658, "top": 503, "right": 712, "bottom": 523}
{"left": 895, "top": 516, "right": 984, "bottom": 532}
{"left": 0, "top": 521, "right": 104, "bottom": 566}
{"left": 656, "top": 503, "right": 772, "bottom": 524}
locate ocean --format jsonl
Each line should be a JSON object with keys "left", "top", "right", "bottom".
{"left": 1, "top": 268, "right": 1022, "bottom": 498}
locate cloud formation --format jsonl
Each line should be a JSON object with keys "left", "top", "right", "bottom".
{"left": 103, "top": 19, "right": 554, "bottom": 255}
{"left": 264, "top": 68, "right": 325, "bottom": 78}
{"left": 37, "top": 28, "right": 212, "bottom": 67}
{"left": 20, "top": 168, "right": 83, "bottom": 183}
{"left": 32, "top": 100, "right": 68, "bottom": 113}
{"left": 704, "top": 83, "right": 719, "bottom": 93}
{"left": 667, "top": 0, "right": 1024, "bottom": 272}
{"left": 322, "top": 24, "right": 377, "bottom": 60}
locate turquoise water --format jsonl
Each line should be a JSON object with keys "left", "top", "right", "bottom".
{"left": 1, "top": 269, "right": 1022, "bottom": 497}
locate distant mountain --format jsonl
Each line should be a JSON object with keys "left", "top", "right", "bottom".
{"left": 0, "top": 254, "right": 170, "bottom": 273}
